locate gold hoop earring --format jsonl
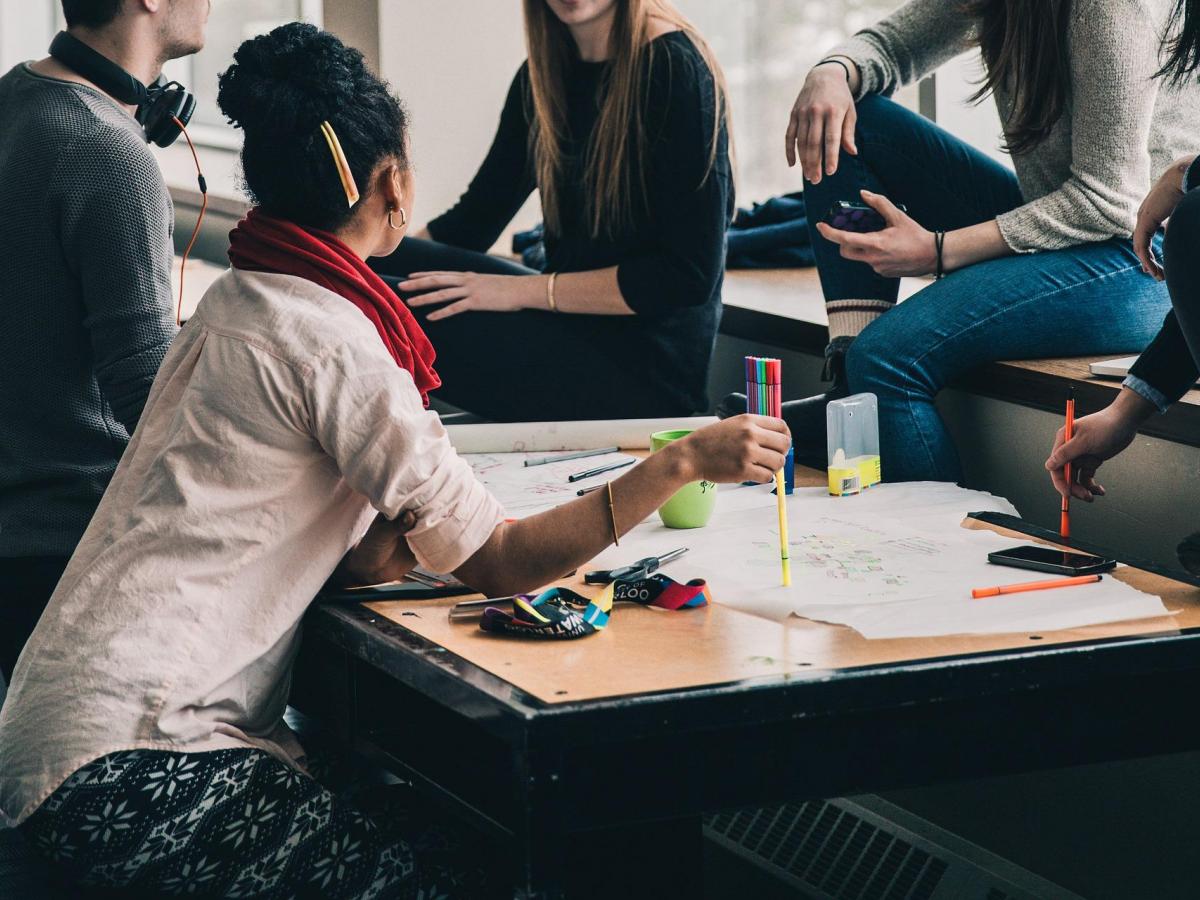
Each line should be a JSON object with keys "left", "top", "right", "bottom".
{"left": 387, "top": 207, "right": 407, "bottom": 231}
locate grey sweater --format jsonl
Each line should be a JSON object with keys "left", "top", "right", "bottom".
{"left": 829, "top": 0, "right": 1200, "bottom": 252}
{"left": 0, "top": 64, "right": 177, "bottom": 557}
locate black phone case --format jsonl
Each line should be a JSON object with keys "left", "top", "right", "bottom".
{"left": 986, "top": 551, "right": 1117, "bottom": 577}
{"left": 824, "top": 201, "right": 907, "bottom": 234}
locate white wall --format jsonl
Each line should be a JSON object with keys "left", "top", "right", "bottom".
{"left": 0, "top": 0, "right": 56, "bottom": 71}
{"left": 378, "top": 0, "right": 538, "bottom": 233}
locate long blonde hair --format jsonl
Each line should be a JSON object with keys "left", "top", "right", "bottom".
{"left": 522, "top": 0, "right": 731, "bottom": 238}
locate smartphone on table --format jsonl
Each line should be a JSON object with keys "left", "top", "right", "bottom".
{"left": 823, "top": 200, "right": 908, "bottom": 234}
{"left": 987, "top": 545, "right": 1117, "bottom": 577}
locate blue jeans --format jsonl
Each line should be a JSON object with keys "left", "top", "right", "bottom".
{"left": 803, "top": 95, "right": 1171, "bottom": 482}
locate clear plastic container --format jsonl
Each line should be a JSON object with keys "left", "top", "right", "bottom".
{"left": 826, "top": 393, "right": 881, "bottom": 496}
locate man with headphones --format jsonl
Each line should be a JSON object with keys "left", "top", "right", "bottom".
{"left": 0, "top": 0, "right": 210, "bottom": 684}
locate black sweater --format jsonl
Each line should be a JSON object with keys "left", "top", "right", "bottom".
{"left": 427, "top": 32, "right": 733, "bottom": 414}
{"left": 1127, "top": 160, "right": 1200, "bottom": 407}
{"left": 0, "top": 65, "right": 176, "bottom": 557}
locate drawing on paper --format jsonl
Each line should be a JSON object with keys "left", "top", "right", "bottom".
{"left": 749, "top": 535, "right": 909, "bottom": 587}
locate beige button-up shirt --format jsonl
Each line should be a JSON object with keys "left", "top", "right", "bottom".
{"left": 0, "top": 269, "right": 504, "bottom": 826}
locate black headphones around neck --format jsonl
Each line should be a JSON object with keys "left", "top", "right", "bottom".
{"left": 49, "top": 31, "right": 196, "bottom": 148}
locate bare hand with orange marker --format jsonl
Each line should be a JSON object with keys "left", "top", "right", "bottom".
{"left": 1044, "top": 388, "right": 1156, "bottom": 502}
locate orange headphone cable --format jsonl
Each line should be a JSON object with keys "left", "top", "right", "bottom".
{"left": 172, "top": 116, "right": 208, "bottom": 326}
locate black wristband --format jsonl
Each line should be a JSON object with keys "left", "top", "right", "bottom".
{"left": 934, "top": 231, "right": 946, "bottom": 280}
{"left": 816, "top": 58, "right": 853, "bottom": 84}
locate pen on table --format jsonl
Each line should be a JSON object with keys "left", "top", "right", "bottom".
{"left": 1060, "top": 387, "right": 1075, "bottom": 540}
{"left": 567, "top": 458, "right": 636, "bottom": 483}
{"left": 577, "top": 484, "right": 606, "bottom": 496}
{"left": 524, "top": 446, "right": 620, "bottom": 468}
{"left": 971, "top": 573, "right": 1101, "bottom": 599}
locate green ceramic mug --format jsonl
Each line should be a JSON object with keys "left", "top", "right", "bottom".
{"left": 650, "top": 429, "right": 718, "bottom": 529}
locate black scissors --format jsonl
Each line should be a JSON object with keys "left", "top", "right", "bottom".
{"left": 583, "top": 548, "right": 688, "bottom": 585}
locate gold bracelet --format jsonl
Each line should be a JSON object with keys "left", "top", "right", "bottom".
{"left": 606, "top": 480, "right": 620, "bottom": 547}
{"left": 546, "top": 272, "right": 558, "bottom": 313}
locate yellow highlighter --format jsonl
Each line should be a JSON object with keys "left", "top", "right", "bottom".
{"left": 775, "top": 470, "right": 791, "bottom": 586}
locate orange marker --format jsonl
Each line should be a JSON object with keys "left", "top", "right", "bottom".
{"left": 1060, "top": 387, "right": 1075, "bottom": 541}
{"left": 972, "top": 573, "right": 1101, "bottom": 599}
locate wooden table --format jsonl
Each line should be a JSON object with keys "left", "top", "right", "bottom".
{"left": 292, "top": 470, "right": 1200, "bottom": 898}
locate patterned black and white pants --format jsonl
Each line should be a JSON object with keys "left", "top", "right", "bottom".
{"left": 20, "top": 748, "right": 495, "bottom": 898}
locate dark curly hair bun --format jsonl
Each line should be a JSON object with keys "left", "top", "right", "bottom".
{"left": 218, "top": 22, "right": 409, "bottom": 231}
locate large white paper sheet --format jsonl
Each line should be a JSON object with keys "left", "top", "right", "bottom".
{"left": 448, "top": 417, "right": 717, "bottom": 454}
{"left": 563, "top": 481, "right": 1173, "bottom": 638}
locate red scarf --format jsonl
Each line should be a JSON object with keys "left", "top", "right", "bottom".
{"left": 227, "top": 208, "right": 440, "bottom": 405}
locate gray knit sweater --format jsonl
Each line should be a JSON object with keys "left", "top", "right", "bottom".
{"left": 828, "top": 0, "right": 1200, "bottom": 252}
{"left": 0, "top": 64, "right": 177, "bottom": 557}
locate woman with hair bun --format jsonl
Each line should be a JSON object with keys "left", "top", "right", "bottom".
{"left": 0, "top": 22, "right": 788, "bottom": 899}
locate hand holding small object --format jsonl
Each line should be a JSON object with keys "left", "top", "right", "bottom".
{"left": 815, "top": 190, "right": 937, "bottom": 278}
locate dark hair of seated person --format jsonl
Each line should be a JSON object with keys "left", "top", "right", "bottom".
{"left": 216, "top": 22, "right": 409, "bottom": 233}
{"left": 61, "top": 0, "right": 123, "bottom": 28}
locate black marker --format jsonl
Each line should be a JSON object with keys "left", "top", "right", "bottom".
{"left": 567, "top": 458, "right": 636, "bottom": 483}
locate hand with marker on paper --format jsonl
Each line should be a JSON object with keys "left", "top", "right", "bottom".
{"left": 815, "top": 190, "right": 938, "bottom": 278}
{"left": 399, "top": 271, "right": 545, "bottom": 321}
{"left": 1044, "top": 388, "right": 1156, "bottom": 502}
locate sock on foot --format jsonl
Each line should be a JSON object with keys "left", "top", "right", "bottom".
{"left": 825, "top": 299, "right": 894, "bottom": 341}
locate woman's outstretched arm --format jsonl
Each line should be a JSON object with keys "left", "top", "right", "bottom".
{"left": 454, "top": 415, "right": 790, "bottom": 598}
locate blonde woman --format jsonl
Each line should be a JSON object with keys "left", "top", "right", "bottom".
{"left": 371, "top": 0, "right": 733, "bottom": 422}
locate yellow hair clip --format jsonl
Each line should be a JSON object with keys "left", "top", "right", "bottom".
{"left": 318, "top": 120, "right": 360, "bottom": 208}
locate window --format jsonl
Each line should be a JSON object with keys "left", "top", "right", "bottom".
{"left": 165, "top": 0, "right": 322, "bottom": 149}
{"left": 680, "top": 0, "right": 911, "bottom": 204}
